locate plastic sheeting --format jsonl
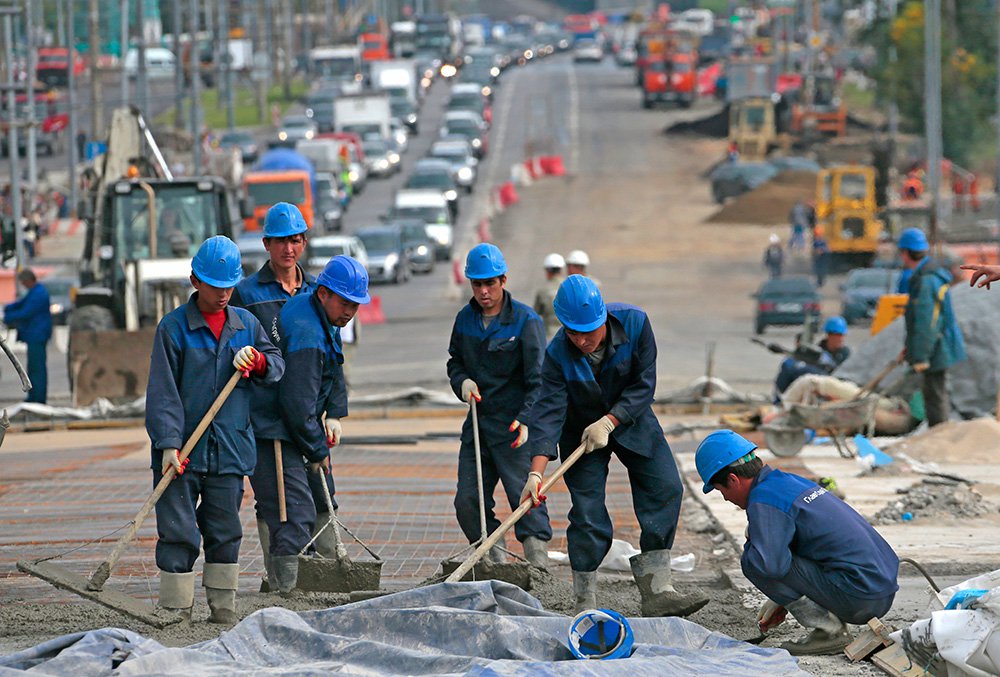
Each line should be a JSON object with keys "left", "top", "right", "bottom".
{"left": 0, "top": 581, "right": 807, "bottom": 676}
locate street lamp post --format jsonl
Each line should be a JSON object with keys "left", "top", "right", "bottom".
{"left": 2, "top": 5, "right": 26, "bottom": 276}
{"left": 924, "top": 0, "right": 942, "bottom": 245}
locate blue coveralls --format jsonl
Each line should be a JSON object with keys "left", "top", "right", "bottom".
{"left": 446, "top": 291, "right": 552, "bottom": 545}
{"left": 145, "top": 295, "right": 284, "bottom": 573}
{"left": 743, "top": 466, "right": 899, "bottom": 624}
{"left": 275, "top": 292, "right": 349, "bottom": 532}
{"left": 4, "top": 283, "right": 52, "bottom": 403}
{"left": 231, "top": 262, "right": 327, "bottom": 556}
{"left": 527, "top": 304, "right": 683, "bottom": 572}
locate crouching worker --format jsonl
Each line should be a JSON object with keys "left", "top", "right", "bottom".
{"left": 695, "top": 430, "right": 899, "bottom": 655}
{"left": 146, "top": 236, "right": 284, "bottom": 623}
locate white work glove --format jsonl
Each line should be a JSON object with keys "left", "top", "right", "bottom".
{"left": 160, "top": 448, "right": 188, "bottom": 477}
{"left": 325, "top": 417, "right": 342, "bottom": 447}
{"left": 519, "top": 471, "right": 545, "bottom": 507}
{"left": 461, "top": 378, "right": 481, "bottom": 403}
{"left": 509, "top": 420, "right": 528, "bottom": 448}
{"left": 756, "top": 600, "right": 788, "bottom": 633}
{"left": 581, "top": 415, "right": 616, "bottom": 453}
{"left": 233, "top": 345, "right": 261, "bottom": 374}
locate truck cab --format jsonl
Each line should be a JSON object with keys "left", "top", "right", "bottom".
{"left": 642, "top": 53, "right": 696, "bottom": 108}
{"left": 243, "top": 170, "right": 314, "bottom": 232}
{"left": 816, "top": 166, "right": 883, "bottom": 267}
{"left": 728, "top": 97, "right": 776, "bottom": 161}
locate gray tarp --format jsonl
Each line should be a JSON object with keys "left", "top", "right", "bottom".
{"left": 0, "top": 582, "right": 806, "bottom": 676}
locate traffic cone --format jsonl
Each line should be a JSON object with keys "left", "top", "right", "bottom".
{"left": 477, "top": 217, "right": 492, "bottom": 242}
{"left": 499, "top": 181, "right": 519, "bottom": 207}
{"left": 356, "top": 295, "right": 385, "bottom": 324}
{"left": 540, "top": 156, "right": 565, "bottom": 177}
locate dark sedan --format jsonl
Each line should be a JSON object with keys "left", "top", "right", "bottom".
{"left": 840, "top": 268, "right": 900, "bottom": 324}
{"left": 356, "top": 225, "right": 410, "bottom": 284}
{"left": 753, "top": 276, "right": 821, "bottom": 335}
{"left": 710, "top": 162, "right": 778, "bottom": 203}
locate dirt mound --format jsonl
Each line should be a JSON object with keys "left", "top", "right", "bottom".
{"left": 664, "top": 108, "right": 728, "bottom": 138}
{"left": 870, "top": 478, "right": 998, "bottom": 525}
{"left": 887, "top": 418, "right": 1000, "bottom": 464}
{"left": 706, "top": 170, "right": 817, "bottom": 226}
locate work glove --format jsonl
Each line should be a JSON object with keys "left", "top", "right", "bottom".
{"left": 325, "top": 417, "right": 342, "bottom": 447}
{"left": 912, "top": 362, "right": 930, "bottom": 373}
{"left": 461, "top": 379, "right": 481, "bottom": 403}
{"left": 519, "top": 471, "right": 545, "bottom": 507}
{"left": 509, "top": 420, "right": 528, "bottom": 448}
{"left": 233, "top": 346, "right": 262, "bottom": 376}
{"left": 756, "top": 600, "right": 788, "bottom": 633}
{"left": 310, "top": 455, "right": 331, "bottom": 475}
{"left": 581, "top": 415, "right": 616, "bottom": 453}
{"left": 161, "top": 448, "right": 189, "bottom": 477}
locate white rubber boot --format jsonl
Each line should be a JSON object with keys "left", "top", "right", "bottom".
{"left": 158, "top": 570, "right": 195, "bottom": 621}
{"left": 204, "top": 562, "right": 239, "bottom": 625}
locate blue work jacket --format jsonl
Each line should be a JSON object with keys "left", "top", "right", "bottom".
{"left": 446, "top": 291, "right": 545, "bottom": 435}
{"left": 527, "top": 304, "right": 662, "bottom": 460}
{"left": 743, "top": 466, "right": 899, "bottom": 599}
{"left": 904, "top": 258, "right": 966, "bottom": 372}
{"left": 231, "top": 262, "right": 316, "bottom": 440}
{"left": 145, "top": 294, "right": 284, "bottom": 476}
{"left": 275, "top": 292, "right": 346, "bottom": 463}
{"left": 4, "top": 283, "right": 52, "bottom": 344}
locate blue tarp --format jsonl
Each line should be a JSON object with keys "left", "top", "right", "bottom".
{"left": 253, "top": 148, "right": 318, "bottom": 193}
{"left": 0, "top": 582, "right": 807, "bottom": 676}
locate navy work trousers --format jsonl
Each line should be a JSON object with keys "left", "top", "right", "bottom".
{"left": 249, "top": 438, "right": 316, "bottom": 557}
{"left": 153, "top": 470, "right": 244, "bottom": 573}
{"left": 744, "top": 553, "right": 896, "bottom": 625}
{"left": 563, "top": 436, "right": 683, "bottom": 572}
{"left": 25, "top": 341, "right": 47, "bottom": 404}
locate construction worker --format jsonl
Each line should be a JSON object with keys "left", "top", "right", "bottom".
{"left": 811, "top": 228, "right": 830, "bottom": 287}
{"left": 523, "top": 275, "right": 708, "bottom": 616}
{"left": 565, "top": 249, "right": 592, "bottom": 278}
{"left": 533, "top": 252, "right": 565, "bottom": 339}
{"left": 446, "top": 243, "right": 551, "bottom": 568}
{"left": 230, "top": 203, "right": 320, "bottom": 593}
{"left": 763, "top": 234, "right": 784, "bottom": 279}
{"left": 146, "top": 236, "right": 284, "bottom": 623}
{"left": 3, "top": 269, "right": 52, "bottom": 404}
{"left": 695, "top": 430, "right": 899, "bottom": 655}
{"left": 818, "top": 316, "right": 850, "bottom": 366}
{"left": 897, "top": 228, "right": 966, "bottom": 427}
{"left": 273, "top": 255, "right": 371, "bottom": 593}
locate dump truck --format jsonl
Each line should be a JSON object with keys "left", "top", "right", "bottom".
{"left": 815, "top": 165, "right": 883, "bottom": 268}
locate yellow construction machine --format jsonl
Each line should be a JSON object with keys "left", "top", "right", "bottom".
{"left": 728, "top": 97, "right": 776, "bottom": 161}
{"left": 815, "top": 165, "right": 883, "bottom": 268}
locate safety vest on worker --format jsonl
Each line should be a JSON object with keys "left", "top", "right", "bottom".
{"left": 145, "top": 295, "right": 285, "bottom": 476}
{"left": 904, "top": 258, "right": 966, "bottom": 372}
{"left": 274, "top": 292, "right": 346, "bottom": 463}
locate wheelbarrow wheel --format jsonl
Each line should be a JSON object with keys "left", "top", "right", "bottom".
{"left": 761, "top": 425, "right": 807, "bottom": 457}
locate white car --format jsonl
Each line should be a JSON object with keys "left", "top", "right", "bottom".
{"left": 391, "top": 189, "right": 452, "bottom": 260}
{"left": 306, "top": 235, "right": 369, "bottom": 275}
{"left": 572, "top": 39, "right": 604, "bottom": 63}
{"left": 124, "top": 47, "right": 177, "bottom": 79}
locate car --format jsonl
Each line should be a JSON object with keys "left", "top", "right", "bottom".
{"left": 390, "top": 189, "right": 452, "bottom": 260}
{"left": 218, "top": 130, "right": 259, "bottom": 164}
{"left": 306, "top": 234, "right": 368, "bottom": 275}
{"left": 753, "top": 276, "right": 821, "bottom": 335}
{"left": 709, "top": 162, "right": 779, "bottom": 203}
{"left": 314, "top": 172, "right": 344, "bottom": 232}
{"left": 277, "top": 115, "right": 317, "bottom": 144}
{"left": 406, "top": 158, "right": 460, "bottom": 218}
{"left": 356, "top": 225, "right": 410, "bottom": 284}
{"left": 429, "top": 138, "right": 477, "bottom": 192}
{"left": 440, "top": 111, "right": 488, "bottom": 157}
{"left": 768, "top": 156, "right": 822, "bottom": 174}
{"left": 305, "top": 89, "right": 339, "bottom": 132}
{"left": 390, "top": 97, "right": 419, "bottom": 134}
{"left": 615, "top": 42, "right": 638, "bottom": 67}
{"left": 393, "top": 218, "right": 436, "bottom": 274}
{"left": 840, "top": 268, "right": 900, "bottom": 324}
{"left": 124, "top": 47, "right": 177, "bottom": 79}
{"left": 42, "top": 275, "right": 77, "bottom": 325}
{"left": 447, "top": 88, "right": 492, "bottom": 124}
{"left": 235, "top": 232, "right": 269, "bottom": 275}
{"left": 572, "top": 38, "right": 604, "bottom": 63}
{"left": 361, "top": 137, "right": 400, "bottom": 177}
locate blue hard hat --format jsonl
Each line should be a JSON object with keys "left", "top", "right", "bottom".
{"left": 464, "top": 243, "right": 508, "bottom": 280}
{"left": 191, "top": 236, "right": 243, "bottom": 289}
{"left": 316, "top": 255, "right": 371, "bottom": 304}
{"left": 695, "top": 430, "right": 758, "bottom": 494}
{"left": 823, "top": 315, "right": 848, "bottom": 335}
{"left": 263, "top": 202, "right": 308, "bottom": 238}
{"left": 898, "top": 227, "right": 929, "bottom": 252}
{"left": 554, "top": 275, "right": 606, "bottom": 332}
{"left": 568, "top": 609, "right": 634, "bottom": 660}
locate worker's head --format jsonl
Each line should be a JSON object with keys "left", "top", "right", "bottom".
{"left": 565, "top": 249, "right": 590, "bottom": 276}
{"left": 898, "top": 227, "right": 929, "bottom": 269}
{"left": 695, "top": 430, "right": 762, "bottom": 509}
{"left": 190, "top": 236, "right": 243, "bottom": 313}
{"left": 822, "top": 315, "right": 848, "bottom": 350}
{"left": 465, "top": 244, "right": 508, "bottom": 314}
{"left": 263, "top": 202, "right": 309, "bottom": 273}
{"left": 543, "top": 252, "right": 565, "bottom": 280}
{"left": 17, "top": 268, "right": 36, "bottom": 289}
{"left": 769, "top": 233, "right": 780, "bottom": 245}
{"left": 316, "top": 255, "right": 370, "bottom": 327}
{"left": 555, "top": 275, "right": 607, "bottom": 354}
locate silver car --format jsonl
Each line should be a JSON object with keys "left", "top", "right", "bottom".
{"left": 428, "top": 137, "right": 477, "bottom": 192}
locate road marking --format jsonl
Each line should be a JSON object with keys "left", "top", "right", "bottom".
{"left": 566, "top": 62, "right": 579, "bottom": 175}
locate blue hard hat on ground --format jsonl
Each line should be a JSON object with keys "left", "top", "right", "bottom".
{"left": 568, "top": 609, "right": 634, "bottom": 660}
{"left": 317, "top": 255, "right": 371, "bottom": 304}
{"left": 695, "top": 430, "right": 758, "bottom": 494}
{"left": 464, "top": 243, "right": 507, "bottom": 279}
{"left": 823, "top": 315, "right": 848, "bottom": 335}
{"left": 264, "top": 202, "right": 308, "bottom": 238}
{"left": 192, "top": 236, "right": 243, "bottom": 289}
{"left": 554, "top": 275, "right": 606, "bottom": 332}
{"left": 898, "top": 227, "right": 929, "bottom": 252}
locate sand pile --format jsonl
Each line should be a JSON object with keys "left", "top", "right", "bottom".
{"left": 887, "top": 418, "right": 1000, "bottom": 465}
{"left": 706, "top": 170, "right": 817, "bottom": 226}
{"left": 870, "top": 478, "right": 998, "bottom": 525}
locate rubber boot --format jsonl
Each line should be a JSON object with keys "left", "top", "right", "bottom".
{"left": 257, "top": 520, "right": 273, "bottom": 593}
{"left": 487, "top": 543, "right": 506, "bottom": 564}
{"left": 629, "top": 550, "right": 709, "bottom": 617}
{"left": 522, "top": 536, "right": 549, "bottom": 569}
{"left": 780, "top": 596, "right": 851, "bottom": 656}
{"left": 572, "top": 570, "right": 598, "bottom": 614}
{"left": 204, "top": 562, "right": 239, "bottom": 625}
{"left": 158, "top": 570, "right": 195, "bottom": 621}
{"left": 313, "top": 511, "right": 349, "bottom": 559}
{"left": 272, "top": 555, "right": 303, "bottom": 598}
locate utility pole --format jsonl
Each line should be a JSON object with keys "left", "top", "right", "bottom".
{"left": 302, "top": 0, "right": 312, "bottom": 73}
{"left": 996, "top": 0, "right": 1000, "bottom": 250}
{"left": 924, "top": 0, "right": 943, "bottom": 245}
{"left": 220, "top": 0, "right": 234, "bottom": 129}
{"left": 119, "top": 0, "right": 128, "bottom": 105}
{"left": 282, "top": 0, "right": 293, "bottom": 99}
{"left": 66, "top": 0, "right": 78, "bottom": 217}
{"left": 253, "top": 0, "right": 267, "bottom": 123}
{"left": 189, "top": 0, "right": 202, "bottom": 170}
{"left": 173, "top": 0, "right": 183, "bottom": 129}
{"left": 137, "top": 0, "right": 149, "bottom": 114}
{"left": 56, "top": 0, "right": 64, "bottom": 45}
{"left": 325, "top": 0, "right": 333, "bottom": 43}
{"left": 88, "top": 0, "right": 102, "bottom": 139}
{"left": 2, "top": 5, "right": 26, "bottom": 276}
{"left": 25, "top": 0, "right": 37, "bottom": 198}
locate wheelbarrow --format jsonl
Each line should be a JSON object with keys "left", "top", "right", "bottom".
{"left": 762, "top": 396, "right": 879, "bottom": 458}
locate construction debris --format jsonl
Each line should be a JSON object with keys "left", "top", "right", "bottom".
{"left": 869, "top": 478, "right": 997, "bottom": 525}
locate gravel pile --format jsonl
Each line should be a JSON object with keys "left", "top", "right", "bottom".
{"left": 870, "top": 478, "right": 998, "bottom": 525}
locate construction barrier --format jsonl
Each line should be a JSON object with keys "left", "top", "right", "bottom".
{"left": 539, "top": 155, "right": 566, "bottom": 177}
{"left": 498, "top": 181, "right": 519, "bottom": 207}
{"left": 477, "top": 218, "right": 492, "bottom": 242}
{"left": 523, "top": 159, "right": 540, "bottom": 180}
{"left": 511, "top": 163, "right": 532, "bottom": 187}
{"left": 357, "top": 295, "right": 385, "bottom": 325}
{"left": 452, "top": 259, "right": 465, "bottom": 285}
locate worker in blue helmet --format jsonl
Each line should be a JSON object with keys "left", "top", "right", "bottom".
{"left": 896, "top": 227, "right": 966, "bottom": 426}
{"left": 146, "top": 235, "right": 285, "bottom": 624}
{"left": 446, "top": 243, "right": 552, "bottom": 568}
{"left": 694, "top": 430, "right": 899, "bottom": 656}
{"left": 773, "top": 317, "right": 850, "bottom": 399}
{"left": 523, "top": 275, "right": 707, "bottom": 617}
{"left": 269, "top": 255, "right": 370, "bottom": 594}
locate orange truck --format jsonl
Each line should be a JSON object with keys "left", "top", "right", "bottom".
{"left": 243, "top": 171, "right": 314, "bottom": 232}
{"left": 642, "top": 52, "right": 697, "bottom": 108}
{"left": 359, "top": 33, "right": 390, "bottom": 62}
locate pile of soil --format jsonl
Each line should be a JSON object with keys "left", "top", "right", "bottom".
{"left": 887, "top": 418, "right": 1000, "bottom": 465}
{"left": 706, "top": 170, "right": 817, "bottom": 226}
{"left": 663, "top": 108, "right": 728, "bottom": 138}
{"left": 869, "top": 478, "right": 998, "bottom": 525}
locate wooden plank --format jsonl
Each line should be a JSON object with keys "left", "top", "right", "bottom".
{"left": 871, "top": 641, "right": 938, "bottom": 677}
{"left": 845, "top": 617, "right": 894, "bottom": 662}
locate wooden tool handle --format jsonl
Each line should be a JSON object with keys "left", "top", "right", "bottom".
{"left": 275, "top": 439, "right": 287, "bottom": 523}
{"left": 854, "top": 355, "right": 905, "bottom": 400}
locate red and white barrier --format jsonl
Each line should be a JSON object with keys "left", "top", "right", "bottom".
{"left": 356, "top": 295, "right": 385, "bottom": 324}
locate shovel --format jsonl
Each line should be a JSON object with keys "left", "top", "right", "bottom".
{"left": 17, "top": 369, "right": 244, "bottom": 627}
